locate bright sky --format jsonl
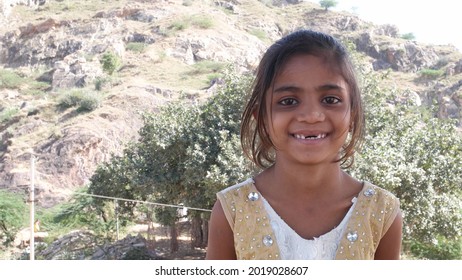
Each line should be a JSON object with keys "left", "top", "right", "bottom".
{"left": 311, "top": 0, "right": 461, "bottom": 52}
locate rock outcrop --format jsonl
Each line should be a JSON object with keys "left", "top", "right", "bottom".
{"left": 34, "top": 231, "right": 159, "bottom": 260}
{"left": 1, "top": 0, "right": 46, "bottom": 18}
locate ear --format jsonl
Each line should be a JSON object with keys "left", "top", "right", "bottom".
{"left": 349, "top": 122, "right": 354, "bottom": 132}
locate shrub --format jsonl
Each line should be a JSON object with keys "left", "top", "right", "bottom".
{"left": 191, "top": 15, "right": 214, "bottom": 29}
{"left": 350, "top": 65, "right": 462, "bottom": 259}
{"left": 0, "top": 69, "right": 24, "bottom": 89}
{"left": 100, "top": 52, "right": 121, "bottom": 76}
{"left": 182, "top": 0, "right": 193, "bottom": 6}
{"left": 408, "top": 237, "right": 461, "bottom": 260}
{"left": 122, "top": 247, "right": 157, "bottom": 260}
{"left": 125, "top": 42, "right": 147, "bottom": 53}
{"left": 77, "top": 94, "right": 102, "bottom": 112}
{"left": 401, "top": 32, "right": 416, "bottom": 40}
{"left": 35, "top": 188, "right": 120, "bottom": 248}
{"left": 169, "top": 20, "right": 189, "bottom": 31}
{"left": 168, "top": 15, "right": 214, "bottom": 32}
{"left": 0, "top": 190, "right": 27, "bottom": 247}
{"left": 57, "top": 89, "right": 102, "bottom": 112}
{"left": 0, "top": 107, "right": 19, "bottom": 123}
{"left": 419, "top": 68, "right": 444, "bottom": 80}
{"left": 187, "top": 60, "right": 227, "bottom": 75}
{"left": 249, "top": 28, "right": 268, "bottom": 41}
{"left": 23, "top": 80, "right": 51, "bottom": 96}
{"left": 94, "top": 76, "right": 113, "bottom": 91}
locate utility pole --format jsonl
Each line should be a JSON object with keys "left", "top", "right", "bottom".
{"left": 115, "top": 199, "right": 119, "bottom": 241}
{"left": 29, "top": 155, "right": 35, "bottom": 261}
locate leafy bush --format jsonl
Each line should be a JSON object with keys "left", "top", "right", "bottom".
{"left": 191, "top": 15, "right": 214, "bottom": 29}
{"left": 77, "top": 94, "right": 102, "bottom": 112}
{"left": 126, "top": 42, "right": 147, "bottom": 53}
{"left": 0, "top": 190, "right": 27, "bottom": 247}
{"left": 169, "top": 19, "right": 190, "bottom": 31}
{"left": 401, "top": 32, "right": 416, "bottom": 40}
{"left": 37, "top": 188, "right": 118, "bottom": 242}
{"left": 23, "top": 80, "right": 51, "bottom": 96}
{"left": 122, "top": 247, "right": 158, "bottom": 260}
{"left": 0, "top": 69, "right": 25, "bottom": 89}
{"left": 168, "top": 15, "right": 214, "bottom": 32}
{"left": 100, "top": 52, "right": 121, "bottom": 76}
{"left": 419, "top": 68, "right": 444, "bottom": 80}
{"left": 182, "top": 0, "right": 193, "bottom": 6}
{"left": 0, "top": 107, "right": 19, "bottom": 123}
{"left": 249, "top": 28, "right": 268, "bottom": 41}
{"left": 408, "top": 237, "right": 461, "bottom": 260}
{"left": 94, "top": 76, "right": 113, "bottom": 91}
{"left": 187, "top": 60, "right": 227, "bottom": 75}
{"left": 350, "top": 66, "right": 462, "bottom": 259}
{"left": 57, "top": 89, "right": 102, "bottom": 112}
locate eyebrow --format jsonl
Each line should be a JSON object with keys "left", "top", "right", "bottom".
{"left": 317, "top": 83, "right": 346, "bottom": 91}
{"left": 273, "top": 85, "right": 299, "bottom": 94}
{"left": 273, "top": 83, "right": 346, "bottom": 94}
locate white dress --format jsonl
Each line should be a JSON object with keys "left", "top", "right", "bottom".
{"left": 261, "top": 196, "right": 357, "bottom": 260}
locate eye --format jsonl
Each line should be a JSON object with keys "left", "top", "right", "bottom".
{"left": 322, "top": 96, "right": 341, "bottom": 104}
{"left": 278, "top": 98, "right": 298, "bottom": 106}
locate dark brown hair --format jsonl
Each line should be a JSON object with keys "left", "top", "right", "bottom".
{"left": 240, "top": 29, "right": 365, "bottom": 169}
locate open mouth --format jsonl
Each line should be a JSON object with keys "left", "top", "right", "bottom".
{"left": 292, "top": 133, "right": 327, "bottom": 140}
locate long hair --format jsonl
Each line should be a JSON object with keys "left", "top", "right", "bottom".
{"left": 240, "top": 29, "right": 365, "bottom": 169}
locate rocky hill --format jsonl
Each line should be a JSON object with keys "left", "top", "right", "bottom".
{"left": 1, "top": 0, "right": 461, "bottom": 208}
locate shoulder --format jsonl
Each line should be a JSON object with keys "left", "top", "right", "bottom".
{"left": 361, "top": 181, "right": 400, "bottom": 233}
{"left": 215, "top": 178, "right": 255, "bottom": 225}
{"left": 219, "top": 178, "right": 255, "bottom": 195}
{"left": 362, "top": 181, "right": 400, "bottom": 207}
{"left": 218, "top": 178, "right": 256, "bottom": 203}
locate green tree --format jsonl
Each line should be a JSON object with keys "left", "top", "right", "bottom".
{"left": 0, "top": 190, "right": 27, "bottom": 246}
{"left": 89, "top": 69, "right": 254, "bottom": 251}
{"left": 350, "top": 68, "right": 462, "bottom": 259}
{"left": 137, "top": 70, "right": 254, "bottom": 248}
{"left": 319, "top": 0, "right": 338, "bottom": 10}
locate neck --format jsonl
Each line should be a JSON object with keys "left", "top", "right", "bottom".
{"left": 260, "top": 160, "right": 348, "bottom": 201}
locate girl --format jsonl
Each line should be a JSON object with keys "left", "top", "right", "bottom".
{"left": 206, "top": 30, "right": 402, "bottom": 260}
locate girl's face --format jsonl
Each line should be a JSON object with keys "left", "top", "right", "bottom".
{"left": 265, "top": 54, "right": 351, "bottom": 167}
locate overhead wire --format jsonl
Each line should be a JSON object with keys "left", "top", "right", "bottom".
{"left": 74, "top": 192, "right": 212, "bottom": 212}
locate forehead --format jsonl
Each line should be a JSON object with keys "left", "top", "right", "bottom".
{"left": 273, "top": 54, "right": 347, "bottom": 85}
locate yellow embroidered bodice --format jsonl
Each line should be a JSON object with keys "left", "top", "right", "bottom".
{"left": 217, "top": 179, "right": 400, "bottom": 260}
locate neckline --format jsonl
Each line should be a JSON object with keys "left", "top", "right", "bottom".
{"left": 248, "top": 178, "right": 367, "bottom": 241}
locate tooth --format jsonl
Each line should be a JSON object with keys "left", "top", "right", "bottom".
{"left": 294, "top": 134, "right": 326, "bottom": 139}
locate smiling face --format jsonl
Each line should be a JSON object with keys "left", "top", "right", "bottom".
{"left": 265, "top": 54, "right": 352, "bottom": 167}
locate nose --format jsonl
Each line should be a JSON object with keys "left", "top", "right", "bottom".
{"left": 296, "top": 103, "right": 325, "bottom": 123}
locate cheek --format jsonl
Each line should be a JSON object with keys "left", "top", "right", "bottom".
{"left": 335, "top": 110, "right": 352, "bottom": 136}
{"left": 264, "top": 113, "right": 288, "bottom": 147}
